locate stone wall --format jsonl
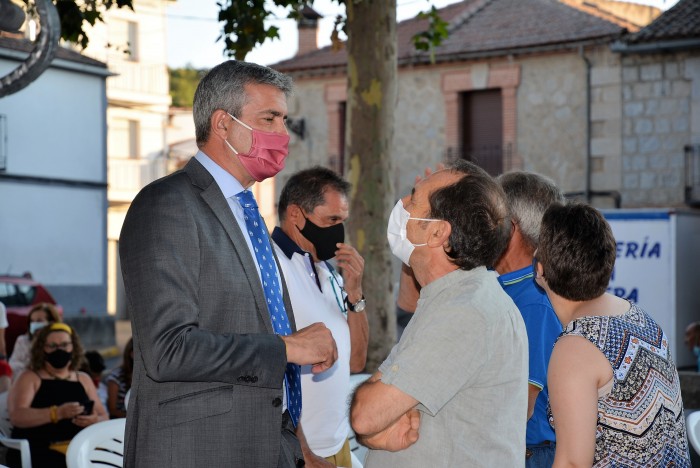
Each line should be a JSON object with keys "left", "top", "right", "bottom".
{"left": 619, "top": 52, "right": 700, "bottom": 207}
{"left": 284, "top": 52, "right": 602, "bottom": 203}
{"left": 589, "top": 47, "right": 624, "bottom": 207}
{"left": 517, "top": 52, "right": 589, "bottom": 194}
{"left": 280, "top": 68, "right": 449, "bottom": 203}
{"left": 281, "top": 47, "right": 700, "bottom": 210}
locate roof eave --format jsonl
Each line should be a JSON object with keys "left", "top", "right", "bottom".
{"left": 611, "top": 38, "right": 700, "bottom": 54}
{"left": 278, "top": 35, "right": 622, "bottom": 78}
{"left": 405, "top": 35, "right": 620, "bottom": 66}
{"left": 0, "top": 48, "right": 111, "bottom": 77}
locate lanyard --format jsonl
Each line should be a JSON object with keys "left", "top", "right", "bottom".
{"left": 323, "top": 261, "right": 347, "bottom": 315}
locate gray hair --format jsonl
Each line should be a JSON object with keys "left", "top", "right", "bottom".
{"left": 496, "top": 171, "right": 564, "bottom": 250}
{"left": 193, "top": 61, "right": 293, "bottom": 146}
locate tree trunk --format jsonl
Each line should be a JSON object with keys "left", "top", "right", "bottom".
{"left": 345, "top": 0, "right": 398, "bottom": 372}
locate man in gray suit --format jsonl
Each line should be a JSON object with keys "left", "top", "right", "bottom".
{"left": 119, "top": 61, "right": 337, "bottom": 468}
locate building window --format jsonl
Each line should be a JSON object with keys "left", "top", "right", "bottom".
{"left": 325, "top": 82, "right": 347, "bottom": 175}
{"left": 442, "top": 64, "right": 521, "bottom": 174}
{"left": 335, "top": 101, "right": 346, "bottom": 174}
{"left": 127, "top": 21, "right": 139, "bottom": 61}
{"left": 460, "top": 89, "right": 503, "bottom": 176}
{"left": 0, "top": 114, "right": 7, "bottom": 171}
{"left": 109, "top": 20, "right": 139, "bottom": 61}
{"left": 128, "top": 120, "right": 140, "bottom": 159}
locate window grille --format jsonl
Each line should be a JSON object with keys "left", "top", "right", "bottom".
{"left": 685, "top": 144, "right": 700, "bottom": 206}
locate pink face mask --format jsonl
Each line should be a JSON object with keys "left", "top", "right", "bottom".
{"left": 225, "top": 113, "right": 290, "bottom": 182}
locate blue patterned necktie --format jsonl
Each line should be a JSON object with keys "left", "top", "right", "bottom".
{"left": 236, "top": 190, "right": 302, "bottom": 427}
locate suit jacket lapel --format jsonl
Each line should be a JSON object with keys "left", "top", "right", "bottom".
{"left": 184, "top": 158, "right": 274, "bottom": 333}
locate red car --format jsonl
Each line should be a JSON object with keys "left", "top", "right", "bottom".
{"left": 0, "top": 274, "right": 63, "bottom": 356}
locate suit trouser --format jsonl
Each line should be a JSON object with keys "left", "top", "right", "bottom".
{"left": 279, "top": 410, "right": 305, "bottom": 467}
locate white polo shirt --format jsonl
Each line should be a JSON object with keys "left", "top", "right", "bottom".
{"left": 272, "top": 227, "right": 351, "bottom": 457}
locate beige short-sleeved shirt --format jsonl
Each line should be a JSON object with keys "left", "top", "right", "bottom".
{"left": 365, "top": 267, "right": 528, "bottom": 468}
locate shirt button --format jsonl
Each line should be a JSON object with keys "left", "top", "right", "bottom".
{"left": 391, "top": 365, "right": 399, "bottom": 372}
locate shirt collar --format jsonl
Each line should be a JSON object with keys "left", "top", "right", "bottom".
{"left": 194, "top": 151, "right": 245, "bottom": 199}
{"left": 272, "top": 227, "right": 308, "bottom": 259}
{"left": 497, "top": 264, "right": 535, "bottom": 286}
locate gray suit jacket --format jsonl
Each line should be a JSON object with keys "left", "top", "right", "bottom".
{"left": 119, "top": 158, "right": 301, "bottom": 467}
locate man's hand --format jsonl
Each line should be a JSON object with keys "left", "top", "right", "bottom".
{"left": 281, "top": 323, "right": 337, "bottom": 373}
{"left": 334, "top": 243, "right": 364, "bottom": 303}
{"left": 297, "top": 421, "right": 336, "bottom": 468}
{"left": 301, "top": 449, "right": 336, "bottom": 468}
{"left": 358, "top": 408, "right": 421, "bottom": 452}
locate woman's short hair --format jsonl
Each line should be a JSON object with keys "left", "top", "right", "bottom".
{"left": 538, "top": 202, "right": 616, "bottom": 301}
{"left": 29, "top": 323, "right": 85, "bottom": 372}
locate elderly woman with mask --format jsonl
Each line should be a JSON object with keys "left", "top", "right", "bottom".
{"left": 6, "top": 323, "right": 108, "bottom": 467}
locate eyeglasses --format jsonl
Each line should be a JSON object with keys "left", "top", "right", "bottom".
{"left": 44, "top": 342, "right": 72, "bottom": 352}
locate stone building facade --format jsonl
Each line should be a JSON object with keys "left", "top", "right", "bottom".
{"left": 272, "top": 0, "right": 700, "bottom": 210}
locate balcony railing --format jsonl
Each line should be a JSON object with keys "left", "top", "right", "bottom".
{"left": 108, "top": 61, "right": 169, "bottom": 96}
{"left": 108, "top": 157, "right": 167, "bottom": 199}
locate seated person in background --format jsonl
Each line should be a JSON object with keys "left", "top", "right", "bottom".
{"left": 9, "top": 303, "right": 61, "bottom": 379}
{"left": 106, "top": 338, "right": 133, "bottom": 419}
{"left": 7, "top": 323, "right": 108, "bottom": 468}
{"left": 685, "top": 321, "right": 700, "bottom": 372}
{"left": 0, "top": 302, "right": 11, "bottom": 393}
{"left": 538, "top": 203, "right": 690, "bottom": 467}
{"left": 82, "top": 350, "right": 108, "bottom": 410}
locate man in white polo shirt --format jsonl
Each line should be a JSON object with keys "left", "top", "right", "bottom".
{"left": 272, "top": 167, "right": 369, "bottom": 467}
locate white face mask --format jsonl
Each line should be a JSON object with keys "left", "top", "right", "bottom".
{"left": 29, "top": 321, "right": 48, "bottom": 336}
{"left": 387, "top": 199, "right": 440, "bottom": 266}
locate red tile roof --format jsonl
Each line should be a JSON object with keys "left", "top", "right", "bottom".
{"left": 273, "top": 0, "right": 625, "bottom": 74}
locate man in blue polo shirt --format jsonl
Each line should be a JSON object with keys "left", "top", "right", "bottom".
{"left": 495, "top": 171, "right": 564, "bottom": 468}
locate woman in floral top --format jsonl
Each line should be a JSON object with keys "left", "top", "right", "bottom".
{"left": 535, "top": 203, "right": 690, "bottom": 467}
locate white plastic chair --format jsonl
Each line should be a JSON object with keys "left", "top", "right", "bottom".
{"left": 65, "top": 418, "right": 125, "bottom": 468}
{"left": 688, "top": 410, "right": 700, "bottom": 456}
{"left": 0, "top": 391, "right": 32, "bottom": 468}
{"left": 123, "top": 390, "right": 130, "bottom": 411}
{"left": 0, "top": 434, "right": 32, "bottom": 468}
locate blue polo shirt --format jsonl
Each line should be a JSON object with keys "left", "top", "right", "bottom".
{"left": 498, "top": 265, "right": 562, "bottom": 445}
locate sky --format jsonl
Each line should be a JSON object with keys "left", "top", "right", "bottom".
{"left": 166, "top": 0, "right": 681, "bottom": 70}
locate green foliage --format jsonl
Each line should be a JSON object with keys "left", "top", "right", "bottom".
{"left": 215, "top": 0, "right": 448, "bottom": 63}
{"left": 412, "top": 6, "right": 449, "bottom": 64}
{"left": 23, "top": 0, "right": 133, "bottom": 49}
{"left": 217, "top": 0, "right": 312, "bottom": 61}
{"left": 169, "top": 66, "right": 207, "bottom": 108}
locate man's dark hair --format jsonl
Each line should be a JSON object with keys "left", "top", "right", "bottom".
{"left": 193, "top": 60, "right": 293, "bottom": 147}
{"left": 538, "top": 202, "right": 616, "bottom": 301}
{"left": 497, "top": 171, "right": 564, "bottom": 251}
{"left": 428, "top": 161, "right": 511, "bottom": 270}
{"left": 278, "top": 166, "right": 351, "bottom": 220}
